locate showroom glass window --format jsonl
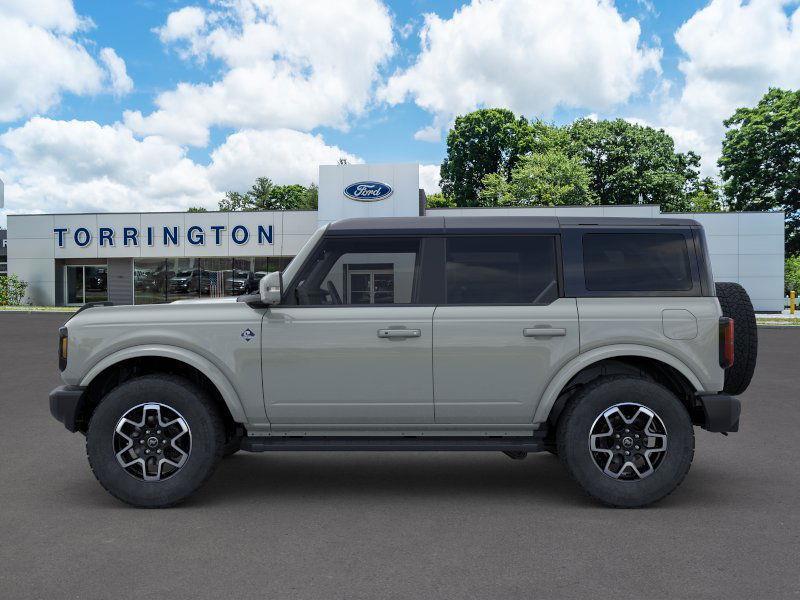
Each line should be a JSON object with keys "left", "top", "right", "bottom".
{"left": 133, "top": 257, "right": 293, "bottom": 304}
{"left": 65, "top": 265, "right": 108, "bottom": 305}
{"left": 582, "top": 233, "right": 692, "bottom": 292}
{"left": 445, "top": 236, "right": 559, "bottom": 304}
{"left": 292, "top": 237, "right": 421, "bottom": 305}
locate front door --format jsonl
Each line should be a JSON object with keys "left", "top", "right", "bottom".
{"left": 262, "top": 236, "right": 434, "bottom": 426}
{"left": 433, "top": 235, "right": 580, "bottom": 424}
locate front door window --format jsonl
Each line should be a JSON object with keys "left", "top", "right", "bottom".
{"left": 292, "top": 238, "right": 419, "bottom": 306}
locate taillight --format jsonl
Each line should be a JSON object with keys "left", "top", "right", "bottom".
{"left": 719, "top": 317, "right": 734, "bottom": 369}
{"left": 59, "top": 327, "right": 68, "bottom": 372}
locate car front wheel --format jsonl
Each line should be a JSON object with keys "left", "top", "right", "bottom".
{"left": 86, "top": 374, "right": 225, "bottom": 508}
{"left": 557, "top": 376, "right": 694, "bottom": 508}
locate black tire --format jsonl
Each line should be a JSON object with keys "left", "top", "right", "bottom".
{"left": 86, "top": 374, "right": 225, "bottom": 508}
{"left": 557, "top": 376, "right": 694, "bottom": 508}
{"left": 715, "top": 281, "right": 758, "bottom": 395}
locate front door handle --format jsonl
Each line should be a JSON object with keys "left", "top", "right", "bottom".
{"left": 523, "top": 327, "right": 566, "bottom": 338}
{"left": 378, "top": 329, "right": 422, "bottom": 339}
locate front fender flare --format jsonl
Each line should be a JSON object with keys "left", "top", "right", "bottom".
{"left": 79, "top": 345, "right": 247, "bottom": 423}
{"left": 532, "top": 344, "right": 704, "bottom": 424}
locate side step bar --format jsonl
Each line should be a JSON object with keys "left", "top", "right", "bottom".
{"left": 240, "top": 435, "right": 547, "bottom": 453}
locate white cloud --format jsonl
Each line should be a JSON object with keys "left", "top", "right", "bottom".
{"left": 0, "top": 0, "right": 83, "bottom": 33}
{"left": 656, "top": 0, "right": 800, "bottom": 174}
{"left": 100, "top": 48, "right": 134, "bottom": 96}
{"left": 0, "top": 118, "right": 362, "bottom": 218}
{"left": 380, "top": 0, "right": 661, "bottom": 141}
{"left": 206, "top": 129, "right": 362, "bottom": 193}
{"left": 0, "top": 118, "right": 213, "bottom": 214}
{"left": 418, "top": 164, "right": 441, "bottom": 195}
{"left": 0, "top": 2, "right": 132, "bottom": 122}
{"left": 127, "top": 0, "right": 394, "bottom": 146}
{"left": 156, "top": 6, "right": 207, "bottom": 44}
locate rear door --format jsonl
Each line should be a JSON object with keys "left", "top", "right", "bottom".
{"left": 433, "top": 235, "right": 579, "bottom": 424}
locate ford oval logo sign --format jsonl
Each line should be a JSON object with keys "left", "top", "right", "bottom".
{"left": 344, "top": 181, "right": 393, "bottom": 202}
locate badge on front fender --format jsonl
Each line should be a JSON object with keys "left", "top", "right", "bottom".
{"left": 241, "top": 328, "right": 256, "bottom": 342}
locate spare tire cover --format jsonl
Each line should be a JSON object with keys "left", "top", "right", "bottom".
{"left": 715, "top": 281, "right": 758, "bottom": 395}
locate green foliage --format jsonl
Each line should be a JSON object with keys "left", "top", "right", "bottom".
{"left": 440, "top": 108, "right": 547, "bottom": 206}
{"left": 219, "top": 177, "right": 318, "bottom": 211}
{"left": 441, "top": 109, "right": 704, "bottom": 212}
{"left": 786, "top": 255, "right": 800, "bottom": 295}
{"left": 504, "top": 151, "right": 593, "bottom": 207}
{"left": 270, "top": 184, "right": 311, "bottom": 210}
{"left": 0, "top": 274, "right": 29, "bottom": 306}
{"left": 684, "top": 177, "right": 725, "bottom": 212}
{"left": 719, "top": 88, "right": 800, "bottom": 253}
{"left": 478, "top": 151, "right": 593, "bottom": 207}
{"left": 187, "top": 206, "right": 208, "bottom": 213}
{"left": 566, "top": 118, "right": 701, "bottom": 211}
{"left": 425, "top": 192, "right": 456, "bottom": 208}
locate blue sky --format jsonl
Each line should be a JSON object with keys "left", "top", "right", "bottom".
{"left": 1, "top": 0, "right": 798, "bottom": 222}
{"left": 56, "top": 0, "right": 700, "bottom": 165}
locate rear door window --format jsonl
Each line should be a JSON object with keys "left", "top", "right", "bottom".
{"left": 583, "top": 233, "right": 693, "bottom": 292}
{"left": 445, "top": 236, "right": 559, "bottom": 304}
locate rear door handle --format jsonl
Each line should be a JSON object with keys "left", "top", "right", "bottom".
{"left": 523, "top": 327, "right": 566, "bottom": 338}
{"left": 378, "top": 329, "right": 422, "bottom": 339}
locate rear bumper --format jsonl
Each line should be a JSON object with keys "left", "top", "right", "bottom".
{"left": 49, "top": 385, "right": 86, "bottom": 433}
{"left": 697, "top": 392, "right": 741, "bottom": 433}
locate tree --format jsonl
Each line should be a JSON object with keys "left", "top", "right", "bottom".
{"left": 424, "top": 192, "right": 456, "bottom": 208}
{"left": 478, "top": 151, "right": 593, "bottom": 207}
{"left": 304, "top": 183, "right": 319, "bottom": 210}
{"left": 440, "top": 108, "right": 544, "bottom": 206}
{"left": 219, "top": 177, "right": 319, "bottom": 211}
{"left": 187, "top": 206, "right": 208, "bottom": 213}
{"left": 719, "top": 88, "right": 800, "bottom": 253}
{"left": 566, "top": 118, "right": 701, "bottom": 211}
{"left": 270, "top": 184, "right": 311, "bottom": 210}
{"left": 685, "top": 177, "right": 725, "bottom": 212}
{"left": 218, "top": 190, "right": 251, "bottom": 212}
{"left": 785, "top": 255, "right": 800, "bottom": 295}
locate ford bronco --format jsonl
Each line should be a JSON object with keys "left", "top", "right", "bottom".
{"left": 49, "top": 216, "right": 757, "bottom": 508}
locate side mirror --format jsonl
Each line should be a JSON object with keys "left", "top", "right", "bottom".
{"left": 259, "top": 271, "right": 283, "bottom": 305}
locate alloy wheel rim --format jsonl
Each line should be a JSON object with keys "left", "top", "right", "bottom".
{"left": 113, "top": 403, "right": 192, "bottom": 481}
{"left": 589, "top": 403, "right": 667, "bottom": 480}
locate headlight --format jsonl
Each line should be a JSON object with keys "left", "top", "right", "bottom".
{"left": 59, "top": 327, "right": 68, "bottom": 371}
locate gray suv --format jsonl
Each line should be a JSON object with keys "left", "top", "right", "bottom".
{"left": 49, "top": 216, "right": 757, "bottom": 508}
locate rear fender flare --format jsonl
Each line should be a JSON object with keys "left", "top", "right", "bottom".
{"left": 533, "top": 344, "right": 704, "bottom": 424}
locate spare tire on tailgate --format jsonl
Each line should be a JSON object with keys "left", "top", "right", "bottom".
{"left": 715, "top": 282, "right": 758, "bottom": 395}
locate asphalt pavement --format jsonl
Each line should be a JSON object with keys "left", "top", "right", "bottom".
{"left": 1, "top": 312, "right": 799, "bottom": 599}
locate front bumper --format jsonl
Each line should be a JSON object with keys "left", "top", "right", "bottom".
{"left": 697, "top": 393, "right": 741, "bottom": 433}
{"left": 49, "top": 385, "right": 87, "bottom": 433}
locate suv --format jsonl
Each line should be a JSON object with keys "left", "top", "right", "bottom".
{"left": 49, "top": 216, "right": 757, "bottom": 508}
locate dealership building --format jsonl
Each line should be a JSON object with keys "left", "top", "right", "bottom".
{"left": 6, "top": 162, "right": 785, "bottom": 311}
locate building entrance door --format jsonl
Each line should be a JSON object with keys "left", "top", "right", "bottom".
{"left": 65, "top": 265, "right": 108, "bottom": 305}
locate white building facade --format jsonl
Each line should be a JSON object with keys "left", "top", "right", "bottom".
{"left": 7, "top": 162, "right": 785, "bottom": 311}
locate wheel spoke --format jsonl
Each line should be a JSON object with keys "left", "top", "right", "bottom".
{"left": 589, "top": 402, "right": 668, "bottom": 481}
{"left": 114, "top": 402, "right": 192, "bottom": 482}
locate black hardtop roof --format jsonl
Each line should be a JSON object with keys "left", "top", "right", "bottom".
{"left": 326, "top": 215, "right": 700, "bottom": 236}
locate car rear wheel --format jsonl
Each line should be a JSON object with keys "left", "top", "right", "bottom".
{"left": 86, "top": 374, "right": 225, "bottom": 508}
{"left": 557, "top": 375, "right": 694, "bottom": 508}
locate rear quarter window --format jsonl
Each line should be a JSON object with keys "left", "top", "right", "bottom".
{"left": 583, "top": 233, "right": 693, "bottom": 292}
